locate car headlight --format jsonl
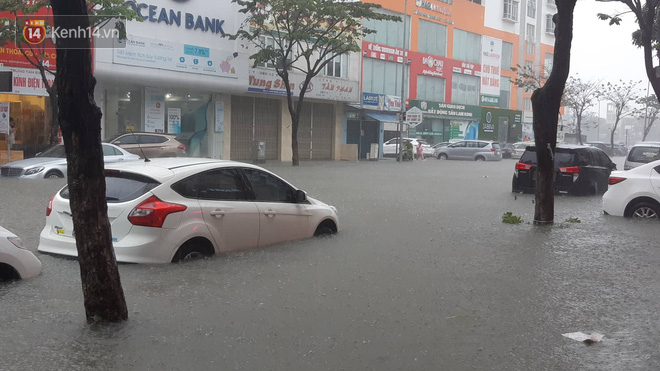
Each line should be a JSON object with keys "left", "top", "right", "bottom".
{"left": 24, "top": 166, "right": 45, "bottom": 175}
{"left": 7, "top": 236, "right": 26, "bottom": 249}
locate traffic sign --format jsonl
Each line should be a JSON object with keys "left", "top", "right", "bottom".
{"left": 405, "top": 107, "right": 423, "bottom": 127}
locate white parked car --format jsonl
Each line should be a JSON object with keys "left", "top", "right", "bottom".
{"left": 510, "top": 141, "right": 534, "bottom": 159}
{"left": 382, "top": 137, "right": 431, "bottom": 156}
{"left": 1, "top": 143, "right": 140, "bottom": 179}
{"left": 38, "top": 158, "right": 339, "bottom": 263}
{"left": 602, "top": 159, "right": 660, "bottom": 219}
{"left": 0, "top": 226, "right": 42, "bottom": 280}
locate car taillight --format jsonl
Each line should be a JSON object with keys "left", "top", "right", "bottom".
{"left": 608, "top": 176, "right": 626, "bottom": 185}
{"left": 491, "top": 148, "right": 497, "bottom": 152}
{"left": 177, "top": 144, "right": 186, "bottom": 150}
{"left": 515, "top": 162, "right": 533, "bottom": 170}
{"left": 559, "top": 166, "right": 580, "bottom": 174}
{"left": 128, "top": 196, "right": 187, "bottom": 228}
{"left": 46, "top": 195, "right": 54, "bottom": 216}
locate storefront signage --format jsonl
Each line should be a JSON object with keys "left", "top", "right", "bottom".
{"left": 361, "top": 93, "right": 401, "bottom": 111}
{"left": 0, "top": 43, "right": 56, "bottom": 70}
{"left": 126, "top": 1, "right": 227, "bottom": 35}
{"left": 410, "top": 99, "right": 480, "bottom": 120}
{"left": 480, "top": 95, "right": 499, "bottom": 106}
{"left": 415, "top": 0, "right": 452, "bottom": 16}
{"left": 480, "top": 36, "right": 502, "bottom": 103}
{"left": 167, "top": 107, "right": 181, "bottom": 134}
{"left": 145, "top": 88, "right": 165, "bottom": 133}
{"left": 113, "top": 35, "right": 241, "bottom": 79}
{"left": 0, "top": 102, "right": 9, "bottom": 134}
{"left": 7, "top": 68, "right": 52, "bottom": 96}
{"left": 248, "top": 69, "right": 358, "bottom": 102}
{"left": 362, "top": 41, "right": 405, "bottom": 63}
{"left": 405, "top": 106, "right": 423, "bottom": 125}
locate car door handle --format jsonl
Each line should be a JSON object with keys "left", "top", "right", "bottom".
{"left": 264, "top": 209, "right": 276, "bottom": 217}
{"left": 210, "top": 209, "right": 225, "bottom": 218}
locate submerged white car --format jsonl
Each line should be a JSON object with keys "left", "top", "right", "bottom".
{"left": 38, "top": 158, "right": 339, "bottom": 263}
{"left": 0, "top": 226, "right": 42, "bottom": 280}
{"left": 0, "top": 143, "right": 139, "bottom": 179}
{"left": 602, "top": 159, "right": 660, "bottom": 219}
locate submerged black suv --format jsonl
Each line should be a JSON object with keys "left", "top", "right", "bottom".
{"left": 512, "top": 144, "right": 617, "bottom": 196}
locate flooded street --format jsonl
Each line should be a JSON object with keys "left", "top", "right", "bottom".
{"left": 2, "top": 157, "right": 659, "bottom": 370}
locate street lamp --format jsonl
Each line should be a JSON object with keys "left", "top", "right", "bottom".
{"left": 397, "top": 0, "right": 408, "bottom": 162}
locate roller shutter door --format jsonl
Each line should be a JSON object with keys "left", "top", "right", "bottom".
{"left": 230, "top": 96, "right": 280, "bottom": 160}
{"left": 296, "top": 103, "right": 334, "bottom": 160}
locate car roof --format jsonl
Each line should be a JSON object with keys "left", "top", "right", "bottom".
{"left": 525, "top": 144, "right": 598, "bottom": 151}
{"left": 104, "top": 157, "right": 277, "bottom": 183}
{"left": 631, "top": 141, "right": 660, "bottom": 147}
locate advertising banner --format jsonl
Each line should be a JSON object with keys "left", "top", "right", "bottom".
{"left": 480, "top": 36, "right": 502, "bottom": 105}
{"left": 248, "top": 69, "right": 358, "bottom": 102}
{"left": 113, "top": 35, "right": 242, "bottom": 79}
{"left": 7, "top": 68, "right": 53, "bottom": 96}
{"left": 410, "top": 99, "right": 481, "bottom": 120}
{"left": 0, "top": 102, "right": 9, "bottom": 134}
{"left": 361, "top": 93, "right": 401, "bottom": 111}
{"left": 362, "top": 41, "right": 405, "bottom": 63}
{"left": 167, "top": 108, "right": 181, "bottom": 134}
{"left": 145, "top": 88, "right": 165, "bottom": 133}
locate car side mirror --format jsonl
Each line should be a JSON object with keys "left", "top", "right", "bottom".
{"left": 295, "top": 189, "right": 307, "bottom": 203}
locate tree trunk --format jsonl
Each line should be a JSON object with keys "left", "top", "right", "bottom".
{"left": 46, "top": 86, "right": 59, "bottom": 145}
{"left": 532, "top": 1, "right": 576, "bottom": 225}
{"left": 291, "top": 113, "right": 300, "bottom": 166}
{"left": 576, "top": 116, "right": 582, "bottom": 145}
{"left": 51, "top": 0, "right": 128, "bottom": 322}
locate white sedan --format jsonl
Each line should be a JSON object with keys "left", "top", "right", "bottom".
{"left": 602, "top": 159, "right": 660, "bottom": 219}
{"left": 0, "top": 226, "right": 42, "bottom": 280}
{"left": 0, "top": 143, "right": 139, "bottom": 179}
{"left": 38, "top": 158, "right": 339, "bottom": 263}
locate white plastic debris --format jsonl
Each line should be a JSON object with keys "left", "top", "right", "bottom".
{"left": 562, "top": 332, "right": 604, "bottom": 344}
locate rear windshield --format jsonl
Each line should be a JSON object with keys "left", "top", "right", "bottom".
{"left": 60, "top": 172, "right": 160, "bottom": 203}
{"left": 492, "top": 142, "right": 500, "bottom": 149}
{"left": 519, "top": 147, "right": 575, "bottom": 167}
{"left": 628, "top": 146, "right": 660, "bottom": 163}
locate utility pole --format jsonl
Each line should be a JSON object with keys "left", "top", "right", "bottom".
{"left": 397, "top": 0, "right": 408, "bottom": 162}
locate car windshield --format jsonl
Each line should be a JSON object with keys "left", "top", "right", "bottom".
{"left": 36, "top": 145, "right": 67, "bottom": 158}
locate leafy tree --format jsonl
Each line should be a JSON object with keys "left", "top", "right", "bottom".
{"left": 228, "top": 0, "right": 399, "bottom": 166}
{"left": 562, "top": 76, "right": 601, "bottom": 144}
{"left": 597, "top": 1, "right": 660, "bottom": 121}
{"left": 50, "top": 0, "right": 127, "bottom": 322}
{"left": 600, "top": 79, "right": 641, "bottom": 149}
{"left": 529, "top": 2, "right": 576, "bottom": 225}
{"left": 0, "top": 0, "right": 138, "bottom": 145}
{"left": 637, "top": 94, "right": 660, "bottom": 140}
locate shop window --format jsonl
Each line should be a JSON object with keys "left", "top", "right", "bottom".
{"left": 417, "top": 75, "right": 446, "bottom": 102}
{"left": 256, "top": 35, "right": 292, "bottom": 70}
{"left": 362, "top": 58, "right": 409, "bottom": 97}
{"left": 451, "top": 73, "right": 480, "bottom": 106}
{"left": 453, "top": 29, "right": 481, "bottom": 64}
{"left": 526, "top": 24, "right": 535, "bottom": 54}
{"left": 418, "top": 20, "right": 447, "bottom": 57}
{"left": 0, "top": 93, "right": 52, "bottom": 158}
{"left": 503, "top": 0, "right": 519, "bottom": 22}
{"left": 527, "top": 0, "right": 536, "bottom": 18}
{"left": 501, "top": 41, "right": 514, "bottom": 69}
{"left": 322, "top": 54, "right": 348, "bottom": 78}
{"left": 499, "top": 77, "right": 511, "bottom": 109}
{"left": 363, "top": 11, "right": 410, "bottom": 49}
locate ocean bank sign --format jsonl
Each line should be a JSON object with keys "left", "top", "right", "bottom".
{"left": 126, "top": 1, "right": 227, "bottom": 35}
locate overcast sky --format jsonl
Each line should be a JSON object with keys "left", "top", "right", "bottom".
{"left": 570, "top": 1, "right": 648, "bottom": 88}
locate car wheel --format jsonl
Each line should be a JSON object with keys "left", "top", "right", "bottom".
{"left": 475, "top": 156, "right": 485, "bottom": 161}
{"left": 630, "top": 202, "right": 660, "bottom": 219}
{"left": 438, "top": 153, "right": 448, "bottom": 160}
{"left": 172, "top": 239, "right": 214, "bottom": 262}
{"left": 45, "top": 171, "right": 63, "bottom": 179}
{"left": 314, "top": 220, "right": 337, "bottom": 236}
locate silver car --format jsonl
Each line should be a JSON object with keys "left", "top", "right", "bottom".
{"left": 624, "top": 142, "right": 660, "bottom": 170}
{"left": 0, "top": 143, "right": 139, "bottom": 179}
{"left": 435, "top": 140, "right": 502, "bottom": 161}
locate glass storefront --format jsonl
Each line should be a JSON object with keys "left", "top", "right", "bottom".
{"left": 0, "top": 93, "right": 53, "bottom": 158}
{"left": 104, "top": 86, "right": 212, "bottom": 156}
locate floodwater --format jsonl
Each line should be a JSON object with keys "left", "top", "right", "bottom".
{"left": 1, "top": 157, "right": 659, "bottom": 370}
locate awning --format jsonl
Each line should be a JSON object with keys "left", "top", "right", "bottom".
{"left": 365, "top": 112, "right": 399, "bottom": 124}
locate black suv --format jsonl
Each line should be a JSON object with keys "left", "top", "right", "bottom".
{"left": 512, "top": 144, "right": 617, "bottom": 196}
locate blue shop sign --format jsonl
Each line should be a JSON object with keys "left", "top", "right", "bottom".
{"left": 126, "top": 1, "right": 227, "bottom": 35}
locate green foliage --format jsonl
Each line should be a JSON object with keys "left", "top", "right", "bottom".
{"left": 228, "top": 0, "right": 400, "bottom": 76}
{"left": 502, "top": 212, "right": 523, "bottom": 224}
{"left": 564, "top": 217, "right": 581, "bottom": 223}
